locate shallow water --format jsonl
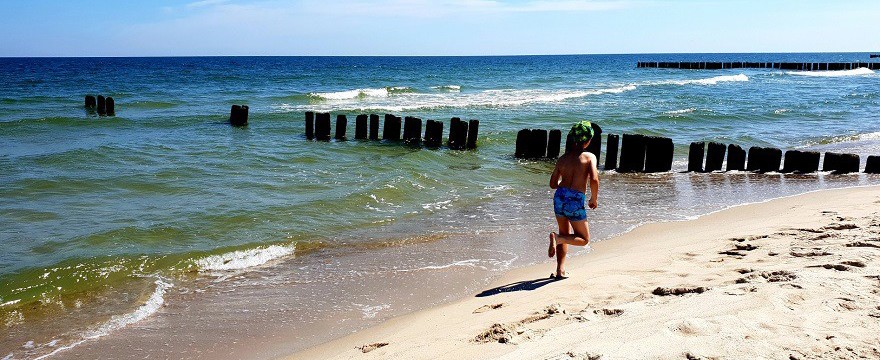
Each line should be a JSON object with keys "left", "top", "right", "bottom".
{"left": 1, "top": 54, "right": 879, "bottom": 359}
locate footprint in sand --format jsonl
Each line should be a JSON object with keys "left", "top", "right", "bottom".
{"left": 593, "top": 308, "right": 624, "bottom": 317}
{"left": 473, "top": 303, "right": 504, "bottom": 313}
{"left": 652, "top": 286, "right": 708, "bottom": 296}
{"left": 357, "top": 342, "right": 388, "bottom": 353}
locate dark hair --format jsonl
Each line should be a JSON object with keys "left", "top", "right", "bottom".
{"left": 564, "top": 134, "right": 590, "bottom": 154}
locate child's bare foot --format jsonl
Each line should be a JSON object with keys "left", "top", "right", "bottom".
{"left": 554, "top": 271, "right": 568, "bottom": 279}
{"left": 548, "top": 233, "right": 557, "bottom": 257}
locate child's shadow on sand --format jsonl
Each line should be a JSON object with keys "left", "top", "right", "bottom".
{"left": 475, "top": 276, "right": 563, "bottom": 297}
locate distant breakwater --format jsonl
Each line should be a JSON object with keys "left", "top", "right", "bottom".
{"left": 637, "top": 61, "right": 880, "bottom": 71}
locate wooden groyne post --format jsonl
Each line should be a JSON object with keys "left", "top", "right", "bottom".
{"left": 604, "top": 134, "right": 619, "bottom": 171}
{"left": 85, "top": 95, "right": 96, "bottom": 109}
{"left": 822, "top": 153, "right": 860, "bottom": 174}
{"left": 687, "top": 142, "right": 705, "bottom": 172}
{"left": 618, "top": 134, "right": 647, "bottom": 172}
{"left": 726, "top": 144, "right": 746, "bottom": 171}
{"left": 230, "top": 105, "right": 249, "bottom": 127}
{"left": 638, "top": 61, "right": 880, "bottom": 71}
{"left": 644, "top": 136, "right": 674, "bottom": 173}
{"left": 335, "top": 115, "right": 347, "bottom": 140}
{"left": 383, "top": 114, "right": 401, "bottom": 141}
{"left": 355, "top": 114, "right": 368, "bottom": 140}
{"left": 315, "top": 112, "right": 331, "bottom": 140}
{"left": 781, "top": 150, "right": 820, "bottom": 173}
{"left": 304, "top": 111, "right": 315, "bottom": 139}
{"left": 546, "top": 130, "right": 562, "bottom": 158}
{"left": 448, "top": 117, "right": 469, "bottom": 150}
{"left": 97, "top": 95, "right": 107, "bottom": 115}
{"left": 424, "top": 120, "right": 443, "bottom": 148}
{"left": 369, "top": 114, "right": 380, "bottom": 140}
{"left": 466, "top": 120, "right": 480, "bottom": 150}
{"left": 865, "top": 156, "right": 880, "bottom": 174}
{"left": 704, "top": 142, "right": 726, "bottom": 172}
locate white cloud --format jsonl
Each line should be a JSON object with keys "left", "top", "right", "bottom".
{"left": 186, "top": 0, "right": 232, "bottom": 9}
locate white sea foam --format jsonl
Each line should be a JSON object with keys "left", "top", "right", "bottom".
{"left": 659, "top": 74, "right": 749, "bottom": 86}
{"left": 283, "top": 74, "right": 748, "bottom": 112}
{"left": 308, "top": 88, "right": 390, "bottom": 100}
{"left": 0, "top": 299, "right": 20, "bottom": 307}
{"left": 431, "top": 85, "right": 461, "bottom": 91}
{"left": 194, "top": 244, "right": 295, "bottom": 271}
{"left": 353, "top": 303, "right": 390, "bottom": 319}
{"left": 787, "top": 67, "right": 874, "bottom": 77}
{"left": 33, "top": 279, "right": 172, "bottom": 360}
{"left": 664, "top": 108, "right": 696, "bottom": 115}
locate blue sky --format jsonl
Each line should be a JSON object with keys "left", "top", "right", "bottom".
{"left": 3, "top": 0, "right": 879, "bottom": 56}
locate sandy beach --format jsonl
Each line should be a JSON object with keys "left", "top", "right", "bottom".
{"left": 287, "top": 185, "right": 880, "bottom": 360}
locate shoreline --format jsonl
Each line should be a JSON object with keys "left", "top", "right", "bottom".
{"left": 286, "top": 185, "right": 880, "bottom": 359}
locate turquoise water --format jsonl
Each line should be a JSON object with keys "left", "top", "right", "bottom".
{"left": 2, "top": 54, "right": 880, "bottom": 358}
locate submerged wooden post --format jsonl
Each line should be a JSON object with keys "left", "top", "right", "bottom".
{"left": 448, "top": 118, "right": 469, "bottom": 150}
{"left": 528, "top": 129, "right": 548, "bottom": 158}
{"left": 823, "top": 152, "right": 860, "bottom": 174}
{"left": 586, "top": 123, "right": 603, "bottom": 166}
{"left": 315, "top": 112, "right": 331, "bottom": 140}
{"left": 85, "top": 95, "right": 96, "bottom": 108}
{"left": 618, "top": 134, "right": 647, "bottom": 172}
{"left": 403, "top": 117, "right": 422, "bottom": 145}
{"left": 97, "top": 95, "right": 107, "bottom": 115}
{"left": 424, "top": 120, "right": 443, "bottom": 148}
{"left": 229, "top": 105, "right": 249, "bottom": 127}
{"left": 515, "top": 129, "right": 530, "bottom": 158}
{"left": 865, "top": 156, "right": 880, "bottom": 174}
{"left": 644, "top": 136, "right": 674, "bottom": 173}
{"left": 305, "top": 111, "right": 315, "bottom": 140}
{"left": 383, "top": 114, "right": 401, "bottom": 141}
{"left": 466, "top": 120, "right": 479, "bottom": 149}
{"left": 704, "top": 142, "right": 726, "bottom": 172}
{"left": 782, "top": 150, "right": 820, "bottom": 173}
{"left": 335, "top": 114, "right": 347, "bottom": 140}
{"left": 688, "top": 142, "right": 705, "bottom": 172}
{"left": 355, "top": 114, "right": 368, "bottom": 140}
{"left": 369, "top": 114, "right": 380, "bottom": 140}
{"left": 105, "top": 97, "right": 115, "bottom": 116}
{"left": 604, "top": 134, "right": 619, "bottom": 171}
{"left": 546, "top": 129, "right": 562, "bottom": 158}
{"left": 726, "top": 144, "right": 746, "bottom": 171}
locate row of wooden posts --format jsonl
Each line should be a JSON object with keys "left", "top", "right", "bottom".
{"left": 637, "top": 61, "right": 880, "bottom": 71}
{"left": 304, "top": 112, "right": 479, "bottom": 150}
{"left": 84, "top": 95, "right": 116, "bottom": 116}
{"left": 688, "top": 142, "right": 880, "bottom": 174}
{"left": 514, "top": 126, "right": 880, "bottom": 174}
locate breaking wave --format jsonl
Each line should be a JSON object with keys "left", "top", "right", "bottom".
{"left": 193, "top": 243, "right": 296, "bottom": 271}
{"left": 786, "top": 68, "right": 874, "bottom": 77}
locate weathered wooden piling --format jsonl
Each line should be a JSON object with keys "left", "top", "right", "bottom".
{"left": 528, "top": 129, "right": 548, "bottom": 158}
{"left": 640, "top": 61, "right": 880, "bottom": 71}
{"left": 85, "top": 95, "right": 96, "bottom": 108}
{"left": 369, "top": 114, "right": 380, "bottom": 140}
{"left": 403, "top": 116, "right": 422, "bottom": 145}
{"left": 424, "top": 120, "right": 444, "bottom": 148}
{"left": 781, "top": 150, "right": 820, "bottom": 173}
{"left": 355, "top": 114, "right": 368, "bottom": 140}
{"left": 383, "top": 114, "right": 401, "bottom": 141}
{"left": 335, "top": 115, "right": 347, "bottom": 140}
{"left": 547, "top": 129, "right": 562, "bottom": 158}
{"left": 586, "top": 123, "right": 603, "bottom": 166}
{"left": 97, "top": 95, "right": 107, "bottom": 115}
{"left": 229, "top": 105, "right": 249, "bottom": 127}
{"left": 747, "top": 147, "right": 782, "bottom": 173}
{"left": 704, "top": 142, "right": 726, "bottom": 172}
{"left": 688, "top": 142, "right": 705, "bottom": 172}
{"left": 448, "top": 118, "right": 469, "bottom": 150}
{"left": 605, "top": 134, "right": 620, "bottom": 170}
{"left": 618, "top": 134, "right": 647, "bottom": 172}
{"left": 644, "top": 136, "right": 674, "bottom": 173}
{"left": 865, "top": 155, "right": 880, "bottom": 174}
{"left": 823, "top": 152, "right": 860, "bottom": 174}
{"left": 466, "top": 120, "right": 479, "bottom": 149}
{"left": 315, "top": 112, "right": 331, "bottom": 140}
{"left": 305, "top": 111, "right": 315, "bottom": 140}
{"left": 726, "top": 144, "right": 746, "bottom": 171}
{"left": 515, "top": 129, "right": 530, "bottom": 158}
{"left": 105, "top": 97, "right": 115, "bottom": 116}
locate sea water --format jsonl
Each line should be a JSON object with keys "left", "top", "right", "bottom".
{"left": 1, "top": 54, "right": 879, "bottom": 358}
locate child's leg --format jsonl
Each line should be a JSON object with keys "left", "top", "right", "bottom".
{"left": 554, "top": 220, "right": 590, "bottom": 246}
{"left": 556, "top": 220, "right": 570, "bottom": 276}
{"left": 549, "top": 216, "right": 570, "bottom": 257}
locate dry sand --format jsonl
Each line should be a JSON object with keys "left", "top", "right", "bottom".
{"left": 286, "top": 185, "right": 880, "bottom": 360}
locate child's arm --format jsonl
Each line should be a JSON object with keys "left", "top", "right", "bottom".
{"left": 587, "top": 154, "right": 599, "bottom": 209}
{"left": 549, "top": 162, "right": 561, "bottom": 189}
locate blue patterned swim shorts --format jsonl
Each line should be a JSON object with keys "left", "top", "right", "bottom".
{"left": 553, "top": 187, "right": 587, "bottom": 222}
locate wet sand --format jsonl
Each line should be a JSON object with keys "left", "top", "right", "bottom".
{"left": 288, "top": 185, "right": 880, "bottom": 359}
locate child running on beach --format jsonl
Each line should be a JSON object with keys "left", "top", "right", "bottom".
{"left": 548, "top": 121, "right": 599, "bottom": 278}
